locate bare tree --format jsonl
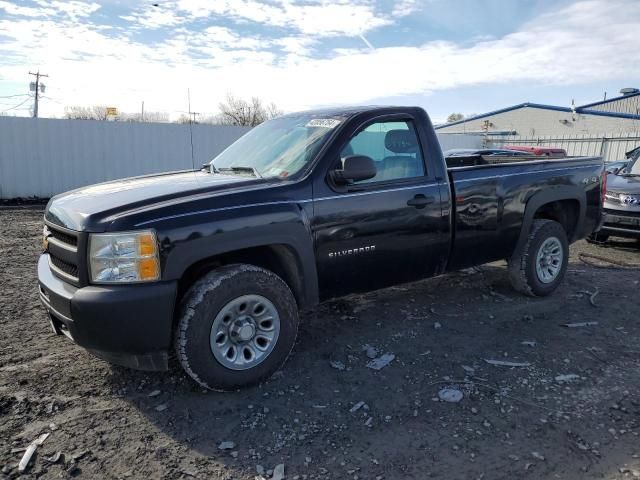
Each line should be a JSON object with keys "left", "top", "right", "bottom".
{"left": 200, "top": 114, "right": 231, "bottom": 125}
{"left": 217, "top": 94, "right": 282, "bottom": 127}
{"left": 265, "top": 101, "right": 282, "bottom": 120}
{"left": 175, "top": 113, "right": 194, "bottom": 124}
{"left": 64, "top": 106, "right": 169, "bottom": 122}
{"left": 120, "top": 111, "right": 169, "bottom": 123}
{"left": 446, "top": 113, "right": 465, "bottom": 123}
{"left": 64, "top": 105, "right": 109, "bottom": 120}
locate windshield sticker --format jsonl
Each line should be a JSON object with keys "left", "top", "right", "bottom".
{"left": 306, "top": 118, "right": 341, "bottom": 129}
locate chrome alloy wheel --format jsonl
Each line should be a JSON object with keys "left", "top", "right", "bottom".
{"left": 210, "top": 294, "right": 280, "bottom": 370}
{"left": 535, "top": 236, "right": 563, "bottom": 284}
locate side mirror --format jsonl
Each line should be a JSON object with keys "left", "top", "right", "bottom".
{"left": 332, "top": 155, "right": 376, "bottom": 184}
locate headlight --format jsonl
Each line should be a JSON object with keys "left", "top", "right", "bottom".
{"left": 89, "top": 230, "right": 160, "bottom": 283}
{"left": 604, "top": 192, "right": 619, "bottom": 200}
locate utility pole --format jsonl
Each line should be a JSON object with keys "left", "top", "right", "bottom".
{"left": 187, "top": 88, "right": 200, "bottom": 123}
{"left": 29, "top": 70, "right": 48, "bottom": 118}
{"left": 141, "top": 101, "right": 144, "bottom": 122}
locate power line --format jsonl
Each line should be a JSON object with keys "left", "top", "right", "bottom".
{"left": 29, "top": 70, "right": 48, "bottom": 118}
{"left": 1, "top": 97, "right": 32, "bottom": 113}
{"left": 0, "top": 93, "right": 29, "bottom": 99}
{"left": 0, "top": 94, "right": 33, "bottom": 105}
{"left": 40, "top": 95, "right": 65, "bottom": 105}
{"left": 0, "top": 101, "right": 29, "bottom": 107}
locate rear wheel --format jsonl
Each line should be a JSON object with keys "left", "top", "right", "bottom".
{"left": 175, "top": 264, "right": 299, "bottom": 391}
{"left": 508, "top": 219, "right": 569, "bottom": 296}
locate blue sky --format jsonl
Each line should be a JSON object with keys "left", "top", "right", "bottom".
{"left": 0, "top": 0, "right": 638, "bottom": 122}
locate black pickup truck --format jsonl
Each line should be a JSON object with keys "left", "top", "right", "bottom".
{"left": 38, "top": 106, "right": 605, "bottom": 390}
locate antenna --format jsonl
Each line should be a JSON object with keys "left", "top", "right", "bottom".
{"left": 187, "top": 88, "right": 196, "bottom": 171}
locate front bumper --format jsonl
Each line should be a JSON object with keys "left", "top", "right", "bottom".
{"left": 600, "top": 209, "right": 640, "bottom": 238}
{"left": 38, "top": 254, "right": 177, "bottom": 371}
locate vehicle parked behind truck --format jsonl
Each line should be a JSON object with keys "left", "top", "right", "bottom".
{"left": 38, "top": 106, "right": 605, "bottom": 390}
{"left": 591, "top": 146, "right": 640, "bottom": 241}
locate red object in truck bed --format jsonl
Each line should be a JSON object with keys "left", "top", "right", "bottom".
{"left": 505, "top": 145, "right": 567, "bottom": 156}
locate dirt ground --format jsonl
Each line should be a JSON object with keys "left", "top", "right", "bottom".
{"left": 1, "top": 206, "right": 640, "bottom": 480}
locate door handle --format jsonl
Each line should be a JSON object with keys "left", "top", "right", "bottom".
{"left": 407, "top": 194, "right": 434, "bottom": 209}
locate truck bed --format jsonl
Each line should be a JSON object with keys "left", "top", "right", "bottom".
{"left": 445, "top": 156, "right": 604, "bottom": 271}
{"left": 446, "top": 154, "right": 567, "bottom": 169}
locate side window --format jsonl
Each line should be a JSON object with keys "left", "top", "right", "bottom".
{"left": 340, "top": 120, "right": 425, "bottom": 184}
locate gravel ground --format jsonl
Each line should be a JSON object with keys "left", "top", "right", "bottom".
{"left": 1, "top": 206, "right": 640, "bottom": 480}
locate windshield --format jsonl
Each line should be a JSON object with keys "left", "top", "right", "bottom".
{"left": 210, "top": 114, "right": 343, "bottom": 179}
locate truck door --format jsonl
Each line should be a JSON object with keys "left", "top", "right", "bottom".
{"left": 312, "top": 117, "right": 449, "bottom": 300}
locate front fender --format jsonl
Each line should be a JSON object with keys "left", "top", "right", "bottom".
{"left": 157, "top": 203, "right": 319, "bottom": 306}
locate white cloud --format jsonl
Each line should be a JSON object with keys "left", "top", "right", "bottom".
{"left": 273, "top": 36, "right": 317, "bottom": 56}
{"left": 0, "top": 1, "right": 54, "bottom": 17}
{"left": 120, "top": 9, "right": 185, "bottom": 29}
{"left": 391, "top": 0, "right": 421, "bottom": 17}
{"left": 43, "top": 1, "right": 100, "bottom": 20}
{"left": 0, "top": 0, "right": 638, "bottom": 119}
{"left": 0, "top": 1, "right": 100, "bottom": 19}
{"left": 125, "top": 0, "right": 393, "bottom": 37}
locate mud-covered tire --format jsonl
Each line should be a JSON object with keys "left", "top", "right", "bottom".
{"left": 508, "top": 219, "right": 569, "bottom": 297}
{"left": 174, "top": 264, "right": 299, "bottom": 391}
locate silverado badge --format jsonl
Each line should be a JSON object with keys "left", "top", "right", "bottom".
{"left": 328, "top": 245, "right": 376, "bottom": 258}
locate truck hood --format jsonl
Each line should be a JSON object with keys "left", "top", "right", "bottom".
{"left": 45, "top": 170, "right": 259, "bottom": 231}
{"left": 606, "top": 172, "right": 640, "bottom": 194}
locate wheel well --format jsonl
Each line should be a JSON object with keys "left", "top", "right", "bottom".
{"left": 533, "top": 199, "right": 580, "bottom": 239}
{"left": 177, "top": 245, "right": 305, "bottom": 308}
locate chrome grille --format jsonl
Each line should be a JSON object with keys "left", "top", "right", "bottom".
{"left": 50, "top": 255, "right": 79, "bottom": 278}
{"left": 604, "top": 208, "right": 640, "bottom": 218}
{"left": 46, "top": 224, "right": 80, "bottom": 283}
{"left": 49, "top": 228, "right": 78, "bottom": 247}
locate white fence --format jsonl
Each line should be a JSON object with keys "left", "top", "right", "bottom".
{"left": 485, "top": 133, "right": 640, "bottom": 162}
{"left": 0, "top": 117, "right": 249, "bottom": 199}
{"left": 0, "top": 117, "right": 482, "bottom": 199}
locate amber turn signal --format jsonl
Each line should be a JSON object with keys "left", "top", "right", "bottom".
{"left": 138, "top": 257, "right": 160, "bottom": 281}
{"left": 138, "top": 232, "right": 157, "bottom": 256}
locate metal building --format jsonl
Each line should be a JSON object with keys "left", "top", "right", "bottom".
{"left": 580, "top": 88, "right": 640, "bottom": 115}
{"left": 436, "top": 88, "right": 640, "bottom": 137}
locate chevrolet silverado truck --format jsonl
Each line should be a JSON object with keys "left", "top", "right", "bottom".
{"left": 38, "top": 106, "right": 605, "bottom": 390}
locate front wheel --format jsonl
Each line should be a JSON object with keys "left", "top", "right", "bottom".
{"left": 175, "top": 264, "right": 299, "bottom": 391}
{"left": 508, "top": 219, "right": 569, "bottom": 297}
